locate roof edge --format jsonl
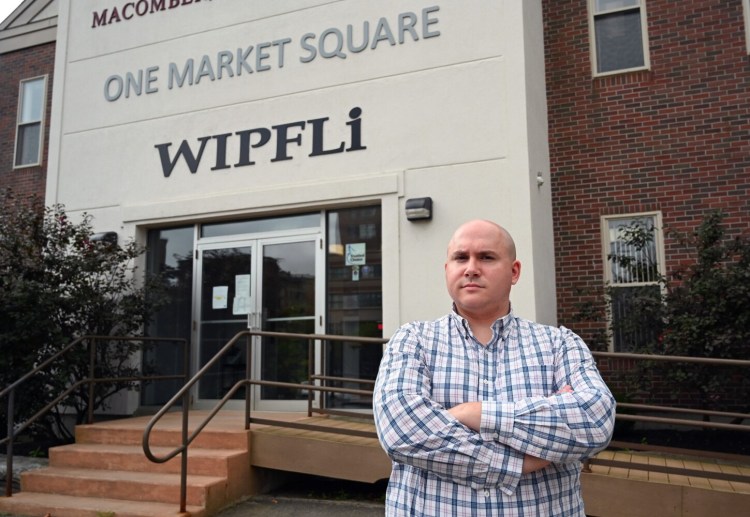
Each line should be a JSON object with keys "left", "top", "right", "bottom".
{"left": 0, "top": 0, "right": 57, "bottom": 54}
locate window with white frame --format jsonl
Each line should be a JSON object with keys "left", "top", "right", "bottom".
{"left": 602, "top": 213, "right": 664, "bottom": 352}
{"left": 589, "top": 0, "right": 650, "bottom": 76}
{"left": 14, "top": 76, "right": 47, "bottom": 168}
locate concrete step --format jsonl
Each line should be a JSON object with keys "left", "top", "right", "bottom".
{"left": 3, "top": 413, "right": 260, "bottom": 517}
{"left": 21, "top": 466, "right": 228, "bottom": 509}
{"left": 0, "top": 491, "right": 205, "bottom": 517}
{"left": 77, "top": 421, "right": 251, "bottom": 450}
{"left": 50, "top": 442, "right": 248, "bottom": 477}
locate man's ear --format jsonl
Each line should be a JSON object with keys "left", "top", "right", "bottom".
{"left": 511, "top": 260, "right": 521, "bottom": 285}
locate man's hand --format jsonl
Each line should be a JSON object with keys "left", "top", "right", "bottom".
{"left": 447, "top": 401, "right": 482, "bottom": 431}
{"left": 447, "top": 385, "right": 574, "bottom": 474}
{"left": 447, "top": 385, "right": 573, "bottom": 430}
{"left": 522, "top": 455, "right": 551, "bottom": 473}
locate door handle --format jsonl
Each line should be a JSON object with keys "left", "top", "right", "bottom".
{"left": 249, "top": 312, "right": 260, "bottom": 330}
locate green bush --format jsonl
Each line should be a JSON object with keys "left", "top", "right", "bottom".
{"left": 0, "top": 189, "right": 165, "bottom": 442}
{"left": 574, "top": 210, "right": 750, "bottom": 414}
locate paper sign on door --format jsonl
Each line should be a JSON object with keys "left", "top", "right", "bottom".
{"left": 212, "top": 286, "right": 228, "bottom": 309}
{"left": 232, "top": 274, "right": 251, "bottom": 315}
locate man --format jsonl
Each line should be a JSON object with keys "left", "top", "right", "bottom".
{"left": 373, "top": 219, "right": 615, "bottom": 516}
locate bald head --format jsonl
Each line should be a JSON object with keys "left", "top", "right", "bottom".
{"left": 444, "top": 219, "right": 521, "bottom": 325}
{"left": 447, "top": 220, "right": 517, "bottom": 261}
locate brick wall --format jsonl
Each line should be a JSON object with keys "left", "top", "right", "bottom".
{"left": 0, "top": 41, "right": 56, "bottom": 204}
{"left": 543, "top": 0, "right": 750, "bottom": 345}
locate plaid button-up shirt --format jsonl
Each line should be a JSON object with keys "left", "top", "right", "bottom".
{"left": 373, "top": 309, "right": 615, "bottom": 516}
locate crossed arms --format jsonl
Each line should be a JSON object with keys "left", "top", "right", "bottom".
{"left": 373, "top": 322, "right": 616, "bottom": 493}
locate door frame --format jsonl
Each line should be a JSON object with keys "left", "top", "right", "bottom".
{"left": 192, "top": 225, "right": 324, "bottom": 411}
{"left": 251, "top": 233, "right": 324, "bottom": 412}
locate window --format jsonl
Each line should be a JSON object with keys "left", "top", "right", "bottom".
{"left": 142, "top": 226, "right": 195, "bottom": 406}
{"left": 14, "top": 76, "right": 47, "bottom": 168}
{"left": 325, "top": 205, "right": 383, "bottom": 409}
{"left": 589, "top": 0, "right": 649, "bottom": 76}
{"left": 602, "top": 213, "right": 664, "bottom": 352}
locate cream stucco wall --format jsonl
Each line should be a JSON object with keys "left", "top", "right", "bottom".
{"left": 47, "top": 0, "right": 556, "bottom": 338}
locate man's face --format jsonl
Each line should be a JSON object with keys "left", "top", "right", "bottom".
{"left": 444, "top": 221, "right": 521, "bottom": 321}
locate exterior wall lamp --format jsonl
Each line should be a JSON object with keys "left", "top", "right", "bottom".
{"left": 90, "top": 231, "right": 119, "bottom": 245}
{"left": 405, "top": 197, "right": 433, "bottom": 221}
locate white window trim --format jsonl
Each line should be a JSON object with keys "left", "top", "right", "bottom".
{"left": 13, "top": 74, "right": 48, "bottom": 169}
{"left": 600, "top": 211, "right": 665, "bottom": 352}
{"left": 588, "top": 0, "right": 651, "bottom": 78}
{"left": 744, "top": 0, "right": 750, "bottom": 54}
{"left": 601, "top": 211, "right": 664, "bottom": 286}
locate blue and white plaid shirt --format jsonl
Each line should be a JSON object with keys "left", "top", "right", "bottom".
{"left": 373, "top": 308, "right": 616, "bottom": 516}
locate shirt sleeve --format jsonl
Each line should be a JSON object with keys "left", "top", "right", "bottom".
{"left": 373, "top": 325, "right": 524, "bottom": 495}
{"left": 479, "top": 326, "right": 616, "bottom": 463}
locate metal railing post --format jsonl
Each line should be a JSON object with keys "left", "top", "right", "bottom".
{"left": 307, "top": 337, "right": 314, "bottom": 417}
{"left": 246, "top": 333, "right": 252, "bottom": 430}
{"left": 245, "top": 334, "right": 252, "bottom": 430}
{"left": 179, "top": 390, "right": 188, "bottom": 514}
{"left": 87, "top": 337, "right": 96, "bottom": 424}
{"left": 5, "top": 389, "right": 14, "bottom": 497}
{"left": 181, "top": 335, "right": 191, "bottom": 513}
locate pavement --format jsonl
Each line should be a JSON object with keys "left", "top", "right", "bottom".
{"left": 216, "top": 495, "right": 384, "bottom": 516}
{"left": 215, "top": 473, "right": 387, "bottom": 516}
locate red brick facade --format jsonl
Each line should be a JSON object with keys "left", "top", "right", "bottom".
{"left": 543, "top": 0, "right": 750, "bottom": 343}
{"left": 0, "top": 41, "right": 55, "bottom": 203}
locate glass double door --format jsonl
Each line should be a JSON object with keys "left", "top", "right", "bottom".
{"left": 195, "top": 233, "right": 322, "bottom": 411}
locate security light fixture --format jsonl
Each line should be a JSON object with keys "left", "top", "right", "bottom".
{"left": 90, "top": 232, "right": 118, "bottom": 246}
{"left": 405, "top": 197, "right": 433, "bottom": 221}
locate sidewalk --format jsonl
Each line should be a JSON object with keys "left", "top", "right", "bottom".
{"left": 216, "top": 473, "right": 387, "bottom": 516}
{"left": 216, "top": 495, "right": 384, "bottom": 516}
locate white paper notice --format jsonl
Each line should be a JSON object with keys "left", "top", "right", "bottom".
{"left": 212, "top": 286, "right": 228, "bottom": 309}
{"left": 232, "top": 274, "right": 252, "bottom": 314}
{"left": 235, "top": 274, "right": 251, "bottom": 295}
{"left": 233, "top": 296, "right": 250, "bottom": 315}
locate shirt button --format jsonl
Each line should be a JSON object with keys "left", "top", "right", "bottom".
{"left": 484, "top": 490, "right": 490, "bottom": 497}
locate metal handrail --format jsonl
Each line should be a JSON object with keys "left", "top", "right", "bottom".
{"left": 591, "top": 350, "right": 750, "bottom": 433}
{"left": 586, "top": 350, "right": 750, "bottom": 481}
{"left": 1, "top": 335, "right": 189, "bottom": 497}
{"left": 141, "top": 329, "right": 386, "bottom": 514}
{"left": 7, "top": 329, "right": 747, "bottom": 511}
{"left": 592, "top": 350, "right": 750, "bottom": 367}
{"left": 141, "top": 332, "right": 750, "bottom": 514}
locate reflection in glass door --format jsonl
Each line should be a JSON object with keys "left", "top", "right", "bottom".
{"left": 255, "top": 238, "right": 319, "bottom": 410}
{"left": 197, "top": 244, "right": 254, "bottom": 402}
{"left": 195, "top": 234, "right": 321, "bottom": 410}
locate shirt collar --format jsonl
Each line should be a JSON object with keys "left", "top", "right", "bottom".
{"left": 450, "top": 303, "right": 514, "bottom": 342}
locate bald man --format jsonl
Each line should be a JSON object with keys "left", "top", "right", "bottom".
{"left": 374, "top": 220, "right": 615, "bottom": 516}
